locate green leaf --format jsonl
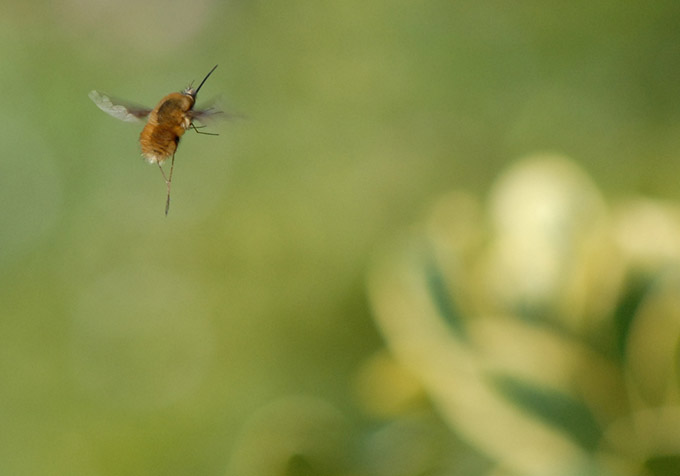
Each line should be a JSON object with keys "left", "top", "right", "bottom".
{"left": 423, "top": 252, "right": 467, "bottom": 340}
{"left": 491, "top": 374, "right": 602, "bottom": 451}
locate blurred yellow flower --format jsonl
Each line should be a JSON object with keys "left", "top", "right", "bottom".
{"left": 368, "top": 154, "right": 680, "bottom": 476}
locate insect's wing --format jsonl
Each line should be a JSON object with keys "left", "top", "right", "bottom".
{"left": 190, "top": 107, "right": 223, "bottom": 123}
{"left": 88, "top": 90, "right": 151, "bottom": 123}
{"left": 190, "top": 101, "right": 244, "bottom": 123}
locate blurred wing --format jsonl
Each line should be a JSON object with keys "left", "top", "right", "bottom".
{"left": 190, "top": 104, "right": 244, "bottom": 123}
{"left": 88, "top": 90, "right": 151, "bottom": 123}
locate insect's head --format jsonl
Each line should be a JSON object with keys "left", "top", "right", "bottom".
{"left": 182, "top": 64, "right": 218, "bottom": 99}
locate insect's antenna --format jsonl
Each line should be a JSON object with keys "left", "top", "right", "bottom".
{"left": 191, "top": 64, "right": 218, "bottom": 98}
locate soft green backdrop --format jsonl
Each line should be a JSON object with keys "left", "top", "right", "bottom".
{"left": 2, "top": 1, "right": 680, "bottom": 475}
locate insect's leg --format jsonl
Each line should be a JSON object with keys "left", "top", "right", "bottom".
{"left": 157, "top": 162, "right": 170, "bottom": 183}
{"left": 190, "top": 123, "right": 218, "bottom": 136}
{"left": 164, "top": 152, "right": 176, "bottom": 216}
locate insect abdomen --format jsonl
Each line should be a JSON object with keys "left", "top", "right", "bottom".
{"left": 140, "top": 125, "right": 181, "bottom": 163}
{"left": 139, "top": 93, "right": 194, "bottom": 164}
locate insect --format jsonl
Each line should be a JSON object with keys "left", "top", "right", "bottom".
{"left": 89, "top": 65, "right": 220, "bottom": 215}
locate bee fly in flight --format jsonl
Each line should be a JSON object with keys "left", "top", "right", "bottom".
{"left": 89, "top": 65, "right": 220, "bottom": 216}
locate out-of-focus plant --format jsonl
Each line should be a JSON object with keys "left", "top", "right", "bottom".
{"left": 367, "top": 154, "right": 680, "bottom": 476}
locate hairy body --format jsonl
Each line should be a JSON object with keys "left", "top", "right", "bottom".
{"left": 140, "top": 93, "right": 195, "bottom": 164}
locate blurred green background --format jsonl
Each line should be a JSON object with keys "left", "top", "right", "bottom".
{"left": 2, "top": 1, "right": 680, "bottom": 475}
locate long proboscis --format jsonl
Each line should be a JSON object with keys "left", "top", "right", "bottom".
{"left": 192, "top": 64, "right": 218, "bottom": 98}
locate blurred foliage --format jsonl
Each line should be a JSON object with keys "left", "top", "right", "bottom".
{"left": 1, "top": 1, "right": 680, "bottom": 475}
{"left": 369, "top": 156, "right": 680, "bottom": 475}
